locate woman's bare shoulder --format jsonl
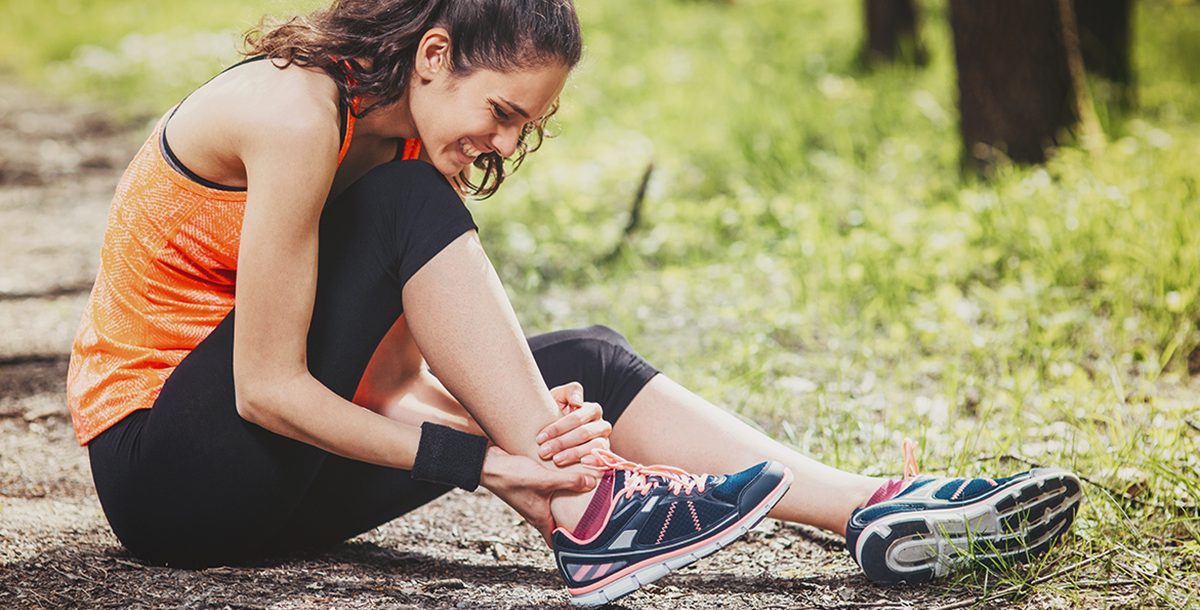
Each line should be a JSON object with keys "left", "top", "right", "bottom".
{"left": 224, "top": 59, "right": 341, "bottom": 134}
{"left": 167, "top": 59, "right": 343, "bottom": 180}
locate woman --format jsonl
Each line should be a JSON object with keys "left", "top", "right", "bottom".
{"left": 66, "top": 0, "right": 1083, "bottom": 606}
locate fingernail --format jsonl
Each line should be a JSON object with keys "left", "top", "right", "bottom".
{"left": 536, "top": 432, "right": 547, "bottom": 443}
{"left": 538, "top": 447, "right": 550, "bottom": 458}
{"left": 571, "top": 392, "right": 583, "bottom": 404}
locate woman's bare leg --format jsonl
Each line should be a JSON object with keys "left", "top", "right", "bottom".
{"left": 610, "top": 375, "right": 883, "bottom": 536}
{"left": 354, "top": 314, "right": 484, "bottom": 437}
{"left": 361, "top": 363, "right": 882, "bottom": 536}
{"left": 362, "top": 249, "right": 880, "bottom": 536}
{"left": 400, "top": 231, "right": 594, "bottom": 528}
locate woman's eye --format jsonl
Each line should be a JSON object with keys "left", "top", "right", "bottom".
{"left": 491, "top": 102, "right": 511, "bottom": 121}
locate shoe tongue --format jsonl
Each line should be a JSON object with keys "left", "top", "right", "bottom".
{"left": 861, "top": 478, "right": 908, "bottom": 508}
{"left": 571, "top": 470, "right": 616, "bottom": 540}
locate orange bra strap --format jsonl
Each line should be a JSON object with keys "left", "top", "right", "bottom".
{"left": 402, "top": 138, "right": 422, "bottom": 160}
{"left": 337, "top": 105, "right": 356, "bottom": 166}
{"left": 336, "top": 58, "right": 362, "bottom": 166}
{"left": 333, "top": 59, "right": 421, "bottom": 165}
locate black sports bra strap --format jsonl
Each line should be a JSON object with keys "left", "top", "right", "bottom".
{"left": 161, "top": 55, "right": 353, "bottom": 192}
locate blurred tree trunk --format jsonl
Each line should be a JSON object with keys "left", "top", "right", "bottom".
{"left": 1074, "top": 0, "right": 1135, "bottom": 106}
{"left": 949, "top": 0, "right": 1101, "bottom": 171}
{"left": 862, "top": 0, "right": 927, "bottom": 66}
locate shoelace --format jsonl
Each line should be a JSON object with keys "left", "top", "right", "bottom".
{"left": 587, "top": 448, "right": 709, "bottom": 499}
{"left": 900, "top": 437, "right": 921, "bottom": 480}
{"left": 863, "top": 438, "right": 921, "bottom": 506}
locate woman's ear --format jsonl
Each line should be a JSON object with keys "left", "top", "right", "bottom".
{"left": 414, "top": 27, "right": 452, "bottom": 82}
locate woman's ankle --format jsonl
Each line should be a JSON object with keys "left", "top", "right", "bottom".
{"left": 550, "top": 486, "right": 597, "bottom": 533}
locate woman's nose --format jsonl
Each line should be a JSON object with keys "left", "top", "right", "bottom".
{"left": 490, "top": 125, "right": 520, "bottom": 158}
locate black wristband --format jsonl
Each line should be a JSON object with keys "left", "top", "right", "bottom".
{"left": 411, "top": 422, "right": 489, "bottom": 491}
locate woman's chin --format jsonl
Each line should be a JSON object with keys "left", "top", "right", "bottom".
{"left": 428, "top": 157, "right": 459, "bottom": 178}
{"left": 430, "top": 152, "right": 469, "bottom": 177}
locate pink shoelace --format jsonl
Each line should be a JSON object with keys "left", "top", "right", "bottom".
{"left": 570, "top": 449, "right": 712, "bottom": 541}
{"left": 587, "top": 448, "right": 709, "bottom": 499}
{"left": 863, "top": 438, "right": 922, "bottom": 507}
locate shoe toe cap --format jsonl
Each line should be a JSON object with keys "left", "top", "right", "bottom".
{"left": 718, "top": 460, "right": 788, "bottom": 512}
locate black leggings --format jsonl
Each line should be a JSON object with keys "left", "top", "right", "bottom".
{"left": 87, "top": 161, "right": 659, "bottom": 568}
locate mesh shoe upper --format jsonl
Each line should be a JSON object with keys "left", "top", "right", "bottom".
{"left": 551, "top": 449, "right": 776, "bottom": 590}
{"left": 849, "top": 473, "right": 1030, "bottom": 529}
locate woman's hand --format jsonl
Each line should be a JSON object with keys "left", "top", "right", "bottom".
{"left": 536, "top": 382, "right": 612, "bottom": 467}
{"left": 480, "top": 445, "right": 597, "bottom": 545}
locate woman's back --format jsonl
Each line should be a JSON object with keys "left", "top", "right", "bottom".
{"left": 65, "top": 58, "right": 415, "bottom": 445}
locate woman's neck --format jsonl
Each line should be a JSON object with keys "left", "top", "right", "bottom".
{"left": 355, "top": 95, "right": 419, "bottom": 142}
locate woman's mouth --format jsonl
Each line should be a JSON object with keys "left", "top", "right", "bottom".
{"left": 457, "top": 138, "right": 482, "bottom": 164}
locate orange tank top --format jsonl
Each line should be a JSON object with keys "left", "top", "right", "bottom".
{"left": 66, "top": 70, "right": 423, "bottom": 445}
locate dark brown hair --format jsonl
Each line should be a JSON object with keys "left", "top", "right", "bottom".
{"left": 244, "top": 0, "right": 582, "bottom": 198}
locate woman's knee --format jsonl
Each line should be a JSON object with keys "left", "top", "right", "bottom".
{"left": 546, "top": 323, "right": 630, "bottom": 351}
{"left": 326, "top": 160, "right": 477, "bottom": 287}
{"left": 355, "top": 160, "right": 458, "bottom": 203}
{"left": 327, "top": 161, "right": 461, "bottom": 233}
{"left": 578, "top": 324, "right": 636, "bottom": 352}
{"left": 533, "top": 325, "right": 635, "bottom": 372}
{"left": 531, "top": 325, "right": 659, "bottom": 423}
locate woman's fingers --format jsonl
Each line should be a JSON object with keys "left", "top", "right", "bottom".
{"left": 536, "top": 465, "right": 599, "bottom": 493}
{"left": 533, "top": 391, "right": 610, "bottom": 466}
{"left": 548, "top": 381, "right": 585, "bottom": 413}
{"left": 551, "top": 437, "right": 610, "bottom": 467}
{"left": 577, "top": 401, "right": 604, "bottom": 422}
{"left": 498, "top": 449, "right": 597, "bottom": 493}
{"left": 538, "top": 414, "right": 610, "bottom": 459}
{"left": 536, "top": 401, "right": 602, "bottom": 445}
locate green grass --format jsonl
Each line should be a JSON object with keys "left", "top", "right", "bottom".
{"left": 5, "top": 0, "right": 1200, "bottom": 606}
{"left": 0, "top": 0, "right": 323, "bottom": 116}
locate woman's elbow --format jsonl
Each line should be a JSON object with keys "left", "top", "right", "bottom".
{"left": 233, "top": 377, "right": 274, "bottom": 425}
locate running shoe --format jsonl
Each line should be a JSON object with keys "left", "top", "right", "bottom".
{"left": 845, "top": 439, "right": 1083, "bottom": 585}
{"left": 552, "top": 448, "right": 793, "bottom": 607}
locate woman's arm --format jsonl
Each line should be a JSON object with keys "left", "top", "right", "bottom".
{"left": 225, "top": 82, "right": 424, "bottom": 469}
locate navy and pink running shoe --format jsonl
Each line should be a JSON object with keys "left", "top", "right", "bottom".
{"left": 551, "top": 449, "right": 792, "bottom": 607}
{"left": 846, "top": 440, "right": 1082, "bottom": 585}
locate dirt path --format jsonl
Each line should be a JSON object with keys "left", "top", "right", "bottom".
{"left": 0, "top": 80, "right": 997, "bottom": 609}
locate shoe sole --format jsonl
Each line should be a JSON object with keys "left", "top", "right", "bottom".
{"left": 568, "top": 467, "right": 794, "bottom": 607}
{"left": 855, "top": 468, "right": 1083, "bottom": 585}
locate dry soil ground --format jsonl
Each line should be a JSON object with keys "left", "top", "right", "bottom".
{"left": 0, "top": 79, "right": 1054, "bottom": 609}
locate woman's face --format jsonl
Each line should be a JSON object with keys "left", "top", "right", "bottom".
{"left": 406, "top": 31, "right": 570, "bottom": 178}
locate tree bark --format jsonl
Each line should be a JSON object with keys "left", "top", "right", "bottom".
{"left": 1074, "top": 0, "right": 1135, "bottom": 106}
{"left": 1074, "top": 0, "right": 1133, "bottom": 84}
{"left": 949, "top": 0, "right": 1098, "bottom": 170}
{"left": 862, "top": 0, "right": 927, "bottom": 66}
